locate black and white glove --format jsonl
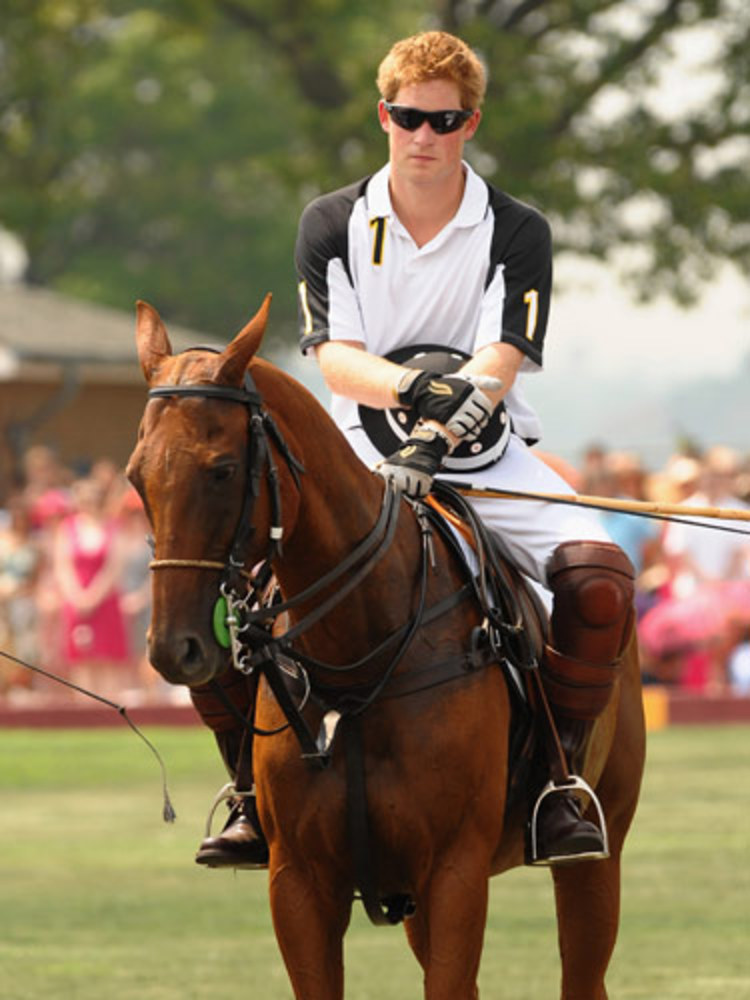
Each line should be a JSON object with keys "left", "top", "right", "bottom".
{"left": 376, "top": 425, "right": 450, "bottom": 498}
{"left": 396, "top": 369, "right": 502, "bottom": 442}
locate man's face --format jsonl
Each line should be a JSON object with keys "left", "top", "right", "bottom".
{"left": 378, "top": 78, "right": 480, "bottom": 186}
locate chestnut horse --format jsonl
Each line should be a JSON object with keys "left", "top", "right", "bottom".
{"left": 127, "top": 296, "right": 645, "bottom": 1000}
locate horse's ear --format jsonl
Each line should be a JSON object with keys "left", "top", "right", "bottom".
{"left": 216, "top": 293, "right": 272, "bottom": 386}
{"left": 135, "top": 301, "right": 173, "bottom": 384}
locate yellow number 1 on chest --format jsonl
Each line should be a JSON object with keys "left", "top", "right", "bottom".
{"left": 370, "top": 217, "right": 386, "bottom": 266}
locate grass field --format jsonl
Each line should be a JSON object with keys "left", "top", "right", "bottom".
{"left": 0, "top": 722, "right": 748, "bottom": 999}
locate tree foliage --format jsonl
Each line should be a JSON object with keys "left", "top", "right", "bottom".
{"left": 454, "top": 0, "right": 750, "bottom": 304}
{"left": 1, "top": 0, "right": 747, "bottom": 340}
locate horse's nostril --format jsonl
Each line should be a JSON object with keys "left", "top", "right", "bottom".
{"left": 149, "top": 629, "right": 211, "bottom": 683}
{"left": 183, "top": 635, "right": 203, "bottom": 668}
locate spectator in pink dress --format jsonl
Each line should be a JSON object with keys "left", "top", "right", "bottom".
{"left": 28, "top": 487, "right": 72, "bottom": 695}
{"left": 53, "top": 477, "right": 132, "bottom": 700}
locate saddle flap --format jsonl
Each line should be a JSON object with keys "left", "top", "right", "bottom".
{"left": 423, "top": 488, "right": 548, "bottom": 671}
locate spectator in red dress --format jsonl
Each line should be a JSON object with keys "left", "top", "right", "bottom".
{"left": 52, "top": 477, "right": 132, "bottom": 700}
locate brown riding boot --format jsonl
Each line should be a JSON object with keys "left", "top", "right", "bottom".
{"left": 195, "top": 790, "right": 269, "bottom": 870}
{"left": 533, "top": 717, "right": 606, "bottom": 863}
{"left": 190, "top": 677, "right": 269, "bottom": 870}
{"left": 531, "top": 540, "right": 635, "bottom": 865}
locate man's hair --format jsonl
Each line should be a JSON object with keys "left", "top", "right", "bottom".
{"left": 376, "top": 31, "right": 486, "bottom": 110}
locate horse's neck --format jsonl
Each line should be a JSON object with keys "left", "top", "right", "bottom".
{"left": 260, "top": 371, "right": 419, "bottom": 660}
{"left": 281, "top": 499, "right": 419, "bottom": 668}
{"left": 282, "top": 440, "right": 396, "bottom": 589}
{"left": 257, "top": 360, "right": 391, "bottom": 568}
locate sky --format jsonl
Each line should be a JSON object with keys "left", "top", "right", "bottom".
{"left": 545, "top": 257, "right": 750, "bottom": 387}
{"left": 519, "top": 258, "right": 749, "bottom": 466}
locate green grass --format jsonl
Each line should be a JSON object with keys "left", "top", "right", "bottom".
{"left": 0, "top": 723, "right": 748, "bottom": 999}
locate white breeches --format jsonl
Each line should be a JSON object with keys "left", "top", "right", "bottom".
{"left": 345, "top": 428, "right": 613, "bottom": 587}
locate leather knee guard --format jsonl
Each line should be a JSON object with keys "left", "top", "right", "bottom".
{"left": 542, "top": 541, "right": 635, "bottom": 720}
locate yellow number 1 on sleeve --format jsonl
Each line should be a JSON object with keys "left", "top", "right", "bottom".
{"left": 523, "top": 289, "right": 539, "bottom": 341}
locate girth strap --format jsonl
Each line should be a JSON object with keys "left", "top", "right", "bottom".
{"left": 342, "top": 714, "right": 415, "bottom": 926}
{"left": 293, "top": 629, "right": 497, "bottom": 711}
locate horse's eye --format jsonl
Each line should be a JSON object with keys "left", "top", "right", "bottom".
{"left": 212, "top": 463, "right": 237, "bottom": 484}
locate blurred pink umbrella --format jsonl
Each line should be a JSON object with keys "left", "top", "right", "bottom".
{"left": 638, "top": 580, "right": 750, "bottom": 658}
{"left": 715, "top": 579, "right": 750, "bottom": 620}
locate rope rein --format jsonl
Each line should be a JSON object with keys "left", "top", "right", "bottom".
{"left": 0, "top": 647, "right": 177, "bottom": 824}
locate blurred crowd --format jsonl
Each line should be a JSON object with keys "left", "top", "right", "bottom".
{"left": 570, "top": 442, "right": 750, "bottom": 695}
{"left": 0, "top": 445, "right": 182, "bottom": 708}
{"left": 1, "top": 441, "right": 749, "bottom": 708}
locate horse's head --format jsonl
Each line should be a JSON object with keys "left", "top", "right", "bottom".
{"left": 126, "top": 294, "right": 293, "bottom": 687}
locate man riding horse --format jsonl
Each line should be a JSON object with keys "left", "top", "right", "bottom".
{"left": 192, "top": 30, "right": 634, "bottom": 869}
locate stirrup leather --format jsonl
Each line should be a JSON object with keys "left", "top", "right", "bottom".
{"left": 528, "top": 774, "right": 610, "bottom": 866}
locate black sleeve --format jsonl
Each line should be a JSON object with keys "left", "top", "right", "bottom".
{"left": 294, "top": 179, "right": 365, "bottom": 355}
{"left": 485, "top": 186, "right": 552, "bottom": 367}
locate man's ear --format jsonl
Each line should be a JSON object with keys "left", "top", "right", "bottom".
{"left": 377, "top": 99, "right": 391, "bottom": 133}
{"left": 464, "top": 108, "right": 481, "bottom": 140}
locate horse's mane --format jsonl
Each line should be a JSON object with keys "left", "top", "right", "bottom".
{"left": 249, "top": 356, "right": 373, "bottom": 481}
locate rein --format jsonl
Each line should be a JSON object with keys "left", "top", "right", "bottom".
{"left": 238, "top": 483, "right": 404, "bottom": 667}
{"left": 144, "top": 371, "right": 494, "bottom": 739}
{"left": 0, "top": 646, "right": 177, "bottom": 824}
{"left": 144, "top": 370, "right": 426, "bottom": 745}
{"left": 144, "top": 368, "right": 533, "bottom": 712}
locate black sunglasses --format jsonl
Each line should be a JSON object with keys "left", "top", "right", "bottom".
{"left": 383, "top": 102, "right": 473, "bottom": 135}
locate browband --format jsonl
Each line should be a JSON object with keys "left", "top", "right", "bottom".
{"left": 148, "top": 383, "right": 261, "bottom": 406}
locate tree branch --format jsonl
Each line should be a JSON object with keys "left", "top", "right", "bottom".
{"left": 215, "top": 0, "right": 349, "bottom": 108}
{"left": 500, "top": 0, "right": 551, "bottom": 30}
{"left": 550, "top": 0, "right": 686, "bottom": 135}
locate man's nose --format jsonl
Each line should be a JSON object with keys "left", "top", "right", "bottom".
{"left": 412, "top": 121, "right": 434, "bottom": 141}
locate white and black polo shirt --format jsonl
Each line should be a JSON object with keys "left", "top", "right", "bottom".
{"left": 295, "top": 162, "right": 552, "bottom": 447}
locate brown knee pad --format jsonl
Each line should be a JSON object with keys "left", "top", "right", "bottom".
{"left": 548, "top": 541, "right": 635, "bottom": 665}
{"left": 190, "top": 667, "right": 255, "bottom": 734}
{"left": 542, "top": 541, "right": 635, "bottom": 720}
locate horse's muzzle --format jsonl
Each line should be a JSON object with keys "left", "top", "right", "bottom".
{"left": 147, "top": 627, "right": 223, "bottom": 687}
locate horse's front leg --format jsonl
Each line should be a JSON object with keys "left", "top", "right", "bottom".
{"left": 405, "top": 843, "right": 491, "bottom": 1000}
{"left": 268, "top": 852, "right": 351, "bottom": 1000}
{"left": 553, "top": 644, "right": 645, "bottom": 1000}
{"left": 552, "top": 853, "right": 623, "bottom": 1000}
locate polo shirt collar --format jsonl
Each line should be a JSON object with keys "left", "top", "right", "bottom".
{"left": 367, "top": 161, "right": 489, "bottom": 227}
{"left": 367, "top": 164, "right": 393, "bottom": 218}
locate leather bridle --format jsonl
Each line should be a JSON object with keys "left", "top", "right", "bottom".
{"left": 143, "top": 366, "right": 428, "bottom": 757}
{"left": 148, "top": 373, "right": 301, "bottom": 586}
{"left": 143, "top": 368, "right": 420, "bottom": 690}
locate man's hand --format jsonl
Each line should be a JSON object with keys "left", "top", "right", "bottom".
{"left": 376, "top": 425, "right": 450, "bottom": 498}
{"left": 396, "top": 370, "right": 501, "bottom": 441}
